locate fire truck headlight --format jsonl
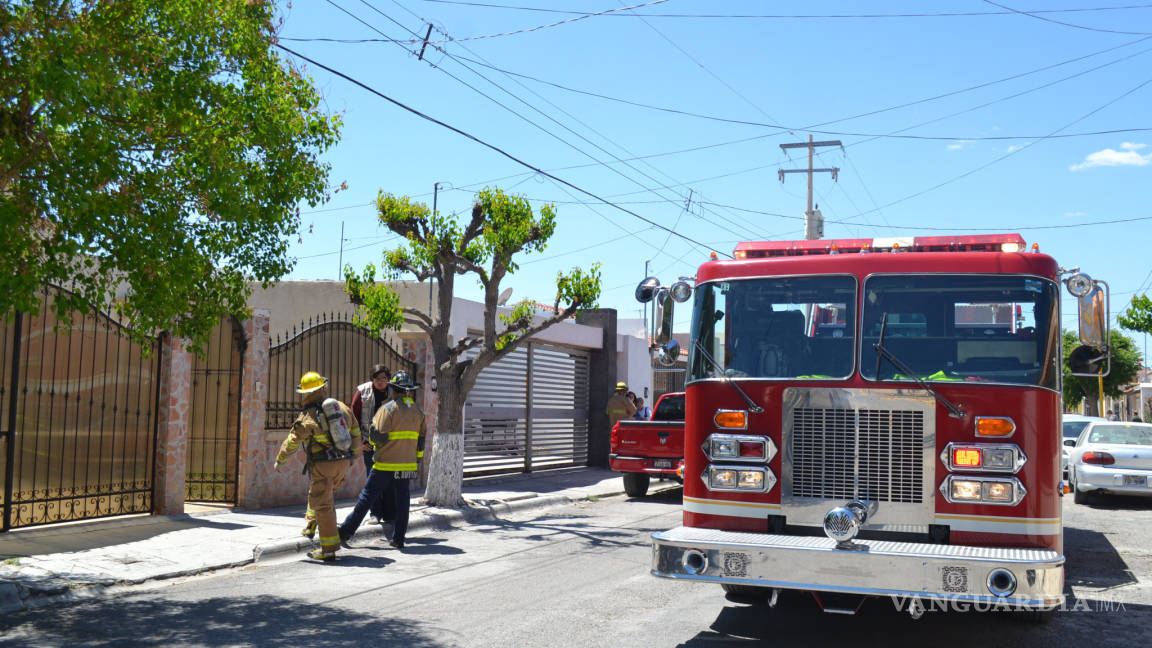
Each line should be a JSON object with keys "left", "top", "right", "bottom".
{"left": 704, "top": 466, "right": 776, "bottom": 492}
{"left": 940, "top": 475, "right": 1026, "bottom": 505}
{"left": 983, "top": 481, "right": 1014, "bottom": 502}
{"left": 737, "top": 470, "right": 763, "bottom": 489}
{"left": 951, "top": 479, "right": 982, "bottom": 501}
{"left": 710, "top": 438, "right": 739, "bottom": 459}
{"left": 711, "top": 469, "right": 737, "bottom": 488}
{"left": 982, "top": 448, "right": 1015, "bottom": 470}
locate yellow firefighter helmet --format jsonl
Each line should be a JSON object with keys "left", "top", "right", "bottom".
{"left": 296, "top": 371, "right": 328, "bottom": 394}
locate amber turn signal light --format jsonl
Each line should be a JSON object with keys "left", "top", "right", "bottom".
{"left": 975, "top": 417, "right": 1015, "bottom": 437}
{"left": 714, "top": 410, "right": 747, "bottom": 429}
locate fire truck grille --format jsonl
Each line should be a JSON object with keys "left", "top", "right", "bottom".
{"left": 791, "top": 408, "right": 925, "bottom": 503}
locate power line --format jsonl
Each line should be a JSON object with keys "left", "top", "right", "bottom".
{"left": 274, "top": 43, "right": 731, "bottom": 257}
{"left": 339, "top": 1, "right": 760, "bottom": 244}
{"left": 702, "top": 201, "right": 1152, "bottom": 232}
{"left": 424, "top": 1, "right": 1152, "bottom": 20}
{"left": 427, "top": 0, "right": 668, "bottom": 43}
{"left": 983, "top": 0, "right": 1152, "bottom": 35}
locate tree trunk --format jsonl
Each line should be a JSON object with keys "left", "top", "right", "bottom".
{"left": 422, "top": 377, "right": 467, "bottom": 507}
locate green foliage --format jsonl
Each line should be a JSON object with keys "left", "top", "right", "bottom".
{"left": 343, "top": 264, "right": 404, "bottom": 335}
{"left": 1, "top": 1, "right": 341, "bottom": 350}
{"left": 348, "top": 186, "right": 601, "bottom": 361}
{"left": 1062, "top": 329, "right": 1142, "bottom": 409}
{"left": 1119, "top": 294, "right": 1152, "bottom": 335}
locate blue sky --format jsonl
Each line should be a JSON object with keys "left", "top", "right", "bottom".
{"left": 275, "top": 1, "right": 1152, "bottom": 361}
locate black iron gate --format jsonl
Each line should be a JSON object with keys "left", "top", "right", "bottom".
{"left": 265, "top": 314, "right": 414, "bottom": 434}
{"left": 185, "top": 317, "right": 245, "bottom": 503}
{"left": 1, "top": 285, "right": 161, "bottom": 531}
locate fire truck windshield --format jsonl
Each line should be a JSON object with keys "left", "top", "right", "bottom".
{"left": 860, "top": 274, "right": 1060, "bottom": 389}
{"left": 689, "top": 276, "right": 857, "bottom": 381}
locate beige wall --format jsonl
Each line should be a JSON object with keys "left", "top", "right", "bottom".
{"left": 247, "top": 280, "right": 437, "bottom": 345}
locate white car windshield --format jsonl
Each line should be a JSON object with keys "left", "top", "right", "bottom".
{"left": 1086, "top": 424, "right": 1152, "bottom": 446}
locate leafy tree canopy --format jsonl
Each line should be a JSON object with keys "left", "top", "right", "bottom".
{"left": 1119, "top": 294, "right": 1152, "bottom": 336}
{"left": 1062, "top": 329, "right": 1141, "bottom": 412}
{"left": 1, "top": 1, "right": 341, "bottom": 349}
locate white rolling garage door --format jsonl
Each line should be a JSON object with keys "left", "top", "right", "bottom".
{"left": 462, "top": 342, "right": 589, "bottom": 476}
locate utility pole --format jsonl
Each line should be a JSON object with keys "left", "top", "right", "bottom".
{"left": 338, "top": 221, "right": 345, "bottom": 277}
{"left": 779, "top": 135, "right": 842, "bottom": 240}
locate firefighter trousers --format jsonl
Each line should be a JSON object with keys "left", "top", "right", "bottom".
{"left": 308, "top": 459, "right": 349, "bottom": 553}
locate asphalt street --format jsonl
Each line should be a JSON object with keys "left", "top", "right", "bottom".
{"left": 1, "top": 487, "right": 1150, "bottom": 647}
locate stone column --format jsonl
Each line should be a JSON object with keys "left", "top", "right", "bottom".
{"left": 153, "top": 333, "right": 192, "bottom": 515}
{"left": 236, "top": 310, "right": 270, "bottom": 509}
{"left": 576, "top": 309, "right": 617, "bottom": 468}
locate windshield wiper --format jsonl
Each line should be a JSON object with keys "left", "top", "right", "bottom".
{"left": 693, "top": 341, "right": 765, "bottom": 413}
{"left": 873, "top": 313, "right": 965, "bottom": 419}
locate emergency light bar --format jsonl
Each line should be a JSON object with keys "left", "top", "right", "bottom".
{"left": 733, "top": 234, "right": 1028, "bottom": 258}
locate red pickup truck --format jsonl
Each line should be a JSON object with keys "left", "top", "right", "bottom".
{"left": 609, "top": 392, "right": 685, "bottom": 497}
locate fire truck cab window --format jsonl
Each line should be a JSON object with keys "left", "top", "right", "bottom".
{"left": 690, "top": 276, "right": 856, "bottom": 381}
{"left": 860, "top": 274, "right": 1059, "bottom": 389}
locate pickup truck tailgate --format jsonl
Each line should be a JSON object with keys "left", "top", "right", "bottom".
{"left": 612, "top": 420, "right": 684, "bottom": 458}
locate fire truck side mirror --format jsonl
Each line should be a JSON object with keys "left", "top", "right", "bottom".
{"left": 1068, "top": 344, "right": 1110, "bottom": 377}
{"left": 655, "top": 289, "right": 674, "bottom": 345}
{"left": 1065, "top": 274, "right": 1109, "bottom": 349}
{"left": 635, "top": 276, "right": 661, "bottom": 303}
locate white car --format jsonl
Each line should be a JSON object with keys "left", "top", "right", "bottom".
{"left": 1062, "top": 414, "right": 1105, "bottom": 480}
{"left": 1067, "top": 421, "right": 1152, "bottom": 504}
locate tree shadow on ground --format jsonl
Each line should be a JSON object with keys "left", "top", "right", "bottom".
{"left": 0, "top": 516, "right": 253, "bottom": 560}
{"left": 674, "top": 592, "right": 1151, "bottom": 647}
{"left": 0, "top": 593, "right": 442, "bottom": 648}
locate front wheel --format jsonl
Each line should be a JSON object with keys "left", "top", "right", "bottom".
{"left": 623, "top": 472, "right": 650, "bottom": 497}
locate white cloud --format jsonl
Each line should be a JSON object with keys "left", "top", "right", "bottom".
{"left": 1006, "top": 145, "right": 1022, "bottom": 153}
{"left": 946, "top": 142, "right": 966, "bottom": 151}
{"left": 1070, "top": 144, "right": 1152, "bottom": 171}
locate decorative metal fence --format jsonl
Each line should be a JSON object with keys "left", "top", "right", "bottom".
{"left": 265, "top": 313, "right": 414, "bottom": 434}
{"left": 184, "top": 317, "right": 245, "bottom": 503}
{"left": 653, "top": 367, "right": 686, "bottom": 400}
{"left": 463, "top": 342, "right": 590, "bottom": 476}
{"left": 1, "top": 285, "right": 160, "bottom": 531}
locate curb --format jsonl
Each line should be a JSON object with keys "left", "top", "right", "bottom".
{"left": 2, "top": 487, "right": 625, "bottom": 615}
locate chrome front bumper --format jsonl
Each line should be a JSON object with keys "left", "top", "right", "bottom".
{"left": 652, "top": 526, "right": 1064, "bottom": 609}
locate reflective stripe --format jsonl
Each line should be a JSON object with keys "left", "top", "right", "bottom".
{"left": 374, "top": 462, "right": 417, "bottom": 471}
{"left": 285, "top": 441, "right": 299, "bottom": 450}
{"left": 402, "top": 397, "right": 414, "bottom": 405}
{"left": 306, "top": 508, "right": 315, "bottom": 517}
{"left": 319, "top": 535, "right": 341, "bottom": 543}
{"left": 389, "top": 430, "right": 419, "bottom": 440}
{"left": 416, "top": 451, "right": 424, "bottom": 458}
{"left": 313, "top": 433, "right": 331, "bottom": 443}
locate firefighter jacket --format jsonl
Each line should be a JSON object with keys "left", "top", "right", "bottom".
{"left": 276, "top": 391, "right": 362, "bottom": 467}
{"left": 606, "top": 392, "right": 636, "bottom": 426}
{"left": 368, "top": 395, "right": 426, "bottom": 472}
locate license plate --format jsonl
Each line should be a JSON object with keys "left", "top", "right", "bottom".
{"left": 1122, "top": 474, "right": 1147, "bottom": 486}
{"left": 653, "top": 459, "right": 672, "bottom": 469}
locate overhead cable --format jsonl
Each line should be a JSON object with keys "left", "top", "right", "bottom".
{"left": 274, "top": 43, "right": 731, "bottom": 258}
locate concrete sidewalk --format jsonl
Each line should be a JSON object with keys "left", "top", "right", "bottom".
{"left": 0, "top": 467, "right": 642, "bottom": 615}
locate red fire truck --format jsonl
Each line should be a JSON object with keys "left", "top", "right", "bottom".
{"left": 637, "top": 234, "right": 1110, "bottom": 618}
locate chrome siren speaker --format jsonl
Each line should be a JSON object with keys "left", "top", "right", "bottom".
{"left": 823, "top": 501, "right": 869, "bottom": 549}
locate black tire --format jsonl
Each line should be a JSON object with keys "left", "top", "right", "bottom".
{"left": 1073, "top": 485, "right": 1092, "bottom": 504}
{"left": 623, "top": 472, "right": 650, "bottom": 497}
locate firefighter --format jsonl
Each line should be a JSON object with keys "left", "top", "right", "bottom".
{"left": 339, "top": 371, "right": 425, "bottom": 550}
{"left": 274, "top": 371, "right": 360, "bottom": 562}
{"left": 606, "top": 381, "right": 637, "bottom": 430}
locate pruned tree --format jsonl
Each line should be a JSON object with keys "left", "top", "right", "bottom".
{"left": 1062, "top": 329, "right": 1141, "bottom": 416}
{"left": 345, "top": 187, "right": 601, "bottom": 507}
{"left": 1119, "top": 294, "right": 1152, "bottom": 339}
{"left": 1, "top": 1, "right": 341, "bottom": 349}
